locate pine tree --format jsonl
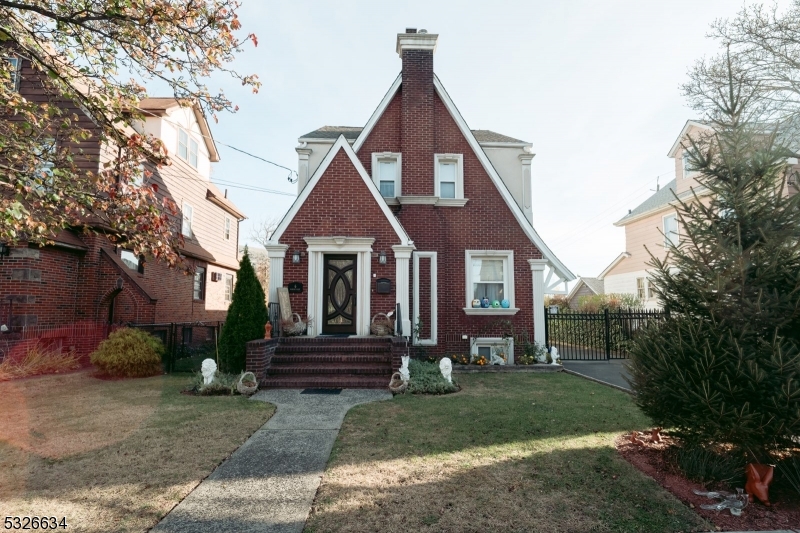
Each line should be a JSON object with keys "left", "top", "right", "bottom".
{"left": 218, "top": 247, "right": 268, "bottom": 373}
{"left": 629, "top": 56, "right": 800, "bottom": 454}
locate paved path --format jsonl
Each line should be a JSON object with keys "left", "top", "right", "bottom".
{"left": 561, "top": 359, "right": 632, "bottom": 391}
{"left": 152, "top": 389, "right": 392, "bottom": 533}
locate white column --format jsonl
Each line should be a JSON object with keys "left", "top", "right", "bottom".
{"left": 519, "top": 152, "right": 535, "bottom": 224}
{"left": 295, "top": 146, "right": 312, "bottom": 192}
{"left": 528, "top": 259, "right": 548, "bottom": 346}
{"left": 392, "top": 244, "right": 415, "bottom": 337}
{"left": 264, "top": 244, "right": 288, "bottom": 303}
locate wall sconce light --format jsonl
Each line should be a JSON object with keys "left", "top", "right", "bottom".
{"left": 292, "top": 250, "right": 301, "bottom": 264}
{"left": 0, "top": 243, "right": 9, "bottom": 259}
{"left": 378, "top": 251, "right": 387, "bottom": 265}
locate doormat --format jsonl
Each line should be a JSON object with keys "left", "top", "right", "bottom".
{"left": 301, "top": 388, "right": 342, "bottom": 395}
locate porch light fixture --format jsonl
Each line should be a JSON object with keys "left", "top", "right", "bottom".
{"left": 0, "top": 243, "right": 9, "bottom": 260}
{"left": 292, "top": 250, "right": 301, "bottom": 264}
{"left": 378, "top": 251, "right": 387, "bottom": 265}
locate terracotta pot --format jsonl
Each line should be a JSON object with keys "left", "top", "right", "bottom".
{"left": 745, "top": 463, "right": 774, "bottom": 506}
{"left": 264, "top": 322, "right": 272, "bottom": 339}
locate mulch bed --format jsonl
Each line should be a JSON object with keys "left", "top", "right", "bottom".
{"left": 615, "top": 432, "right": 800, "bottom": 531}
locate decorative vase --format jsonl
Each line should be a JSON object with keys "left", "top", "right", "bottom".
{"left": 491, "top": 300, "right": 501, "bottom": 308}
{"left": 471, "top": 299, "right": 481, "bottom": 308}
{"left": 745, "top": 463, "right": 774, "bottom": 506}
{"left": 264, "top": 322, "right": 272, "bottom": 339}
{"left": 500, "top": 299, "right": 510, "bottom": 308}
{"left": 481, "top": 297, "right": 490, "bottom": 308}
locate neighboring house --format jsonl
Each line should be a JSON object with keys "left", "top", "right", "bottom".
{"left": 0, "top": 52, "right": 246, "bottom": 330}
{"left": 264, "top": 29, "right": 574, "bottom": 361}
{"left": 566, "top": 278, "right": 604, "bottom": 310}
{"left": 603, "top": 119, "right": 799, "bottom": 309}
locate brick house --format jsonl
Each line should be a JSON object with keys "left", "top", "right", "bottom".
{"left": 263, "top": 29, "right": 574, "bottom": 364}
{"left": 0, "top": 52, "right": 245, "bottom": 337}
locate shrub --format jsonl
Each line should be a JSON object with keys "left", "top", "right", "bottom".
{"left": 0, "top": 342, "right": 81, "bottom": 381}
{"left": 575, "top": 293, "right": 641, "bottom": 312}
{"left": 672, "top": 444, "right": 746, "bottom": 487}
{"left": 219, "top": 247, "right": 268, "bottom": 372}
{"left": 90, "top": 328, "right": 164, "bottom": 378}
{"left": 518, "top": 339, "right": 547, "bottom": 365}
{"left": 406, "top": 359, "right": 458, "bottom": 395}
{"left": 776, "top": 454, "right": 800, "bottom": 498}
{"left": 187, "top": 370, "right": 240, "bottom": 395}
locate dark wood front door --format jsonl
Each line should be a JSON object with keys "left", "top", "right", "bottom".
{"left": 323, "top": 254, "right": 357, "bottom": 334}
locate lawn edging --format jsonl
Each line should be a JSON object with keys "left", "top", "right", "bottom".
{"left": 452, "top": 364, "right": 562, "bottom": 374}
{"left": 562, "top": 367, "right": 633, "bottom": 394}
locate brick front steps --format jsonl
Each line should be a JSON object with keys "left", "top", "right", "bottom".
{"left": 261, "top": 337, "right": 395, "bottom": 389}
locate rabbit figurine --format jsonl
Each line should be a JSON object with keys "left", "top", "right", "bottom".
{"left": 745, "top": 463, "right": 774, "bottom": 506}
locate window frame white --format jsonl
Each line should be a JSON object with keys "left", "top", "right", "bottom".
{"left": 182, "top": 202, "right": 193, "bottom": 238}
{"left": 663, "top": 213, "right": 679, "bottom": 247}
{"left": 434, "top": 153, "right": 464, "bottom": 199}
{"left": 224, "top": 216, "right": 231, "bottom": 240}
{"left": 463, "top": 250, "right": 518, "bottom": 315}
{"left": 177, "top": 127, "right": 199, "bottom": 168}
{"left": 5, "top": 56, "right": 21, "bottom": 92}
{"left": 371, "top": 152, "right": 402, "bottom": 199}
{"left": 682, "top": 149, "right": 696, "bottom": 178}
{"left": 224, "top": 273, "right": 234, "bottom": 302}
{"left": 193, "top": 266, "right": 206, "bottom": 301}
{"left": 636, "top": 277, "right": 646, "bottom": 300}
{"left": 470, "top": 337, "right": 515, "bottom": 365}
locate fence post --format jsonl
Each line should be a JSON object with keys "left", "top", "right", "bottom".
{"left": 604, "top": 308, "right": 611, "bottom": 360}
{"left": 543, "top": 306, "right": 550, "bottom": 349}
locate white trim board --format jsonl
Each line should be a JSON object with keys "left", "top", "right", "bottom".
{"left": 352, "top": 74, "right": 402, "bottom": 153}
{"left": 413, "top": 251, "right": 437, "bottom": 346}
{"left": 268, "top": 135, "right": 413, "bottom": 247}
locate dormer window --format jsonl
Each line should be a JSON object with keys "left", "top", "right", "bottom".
{"left": 178, "top": 128, "right": 199, "bottom": 168}
{"left": 435, "top": 154, "right": 464, "bottom": 199}
{"left": 371, "top": 152, "right": 401, "bottom": 198}
{"left": 682, "top": 149, "right": 695, "bottom": 178}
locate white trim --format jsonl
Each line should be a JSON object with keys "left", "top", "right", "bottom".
{"left": 471, "top": 337, "right": 515, "bottom": 365}
{"left": 371, "top": 152, "right": 402, "bottom": 198}
{"left": 435, "top": 198, "right": 469, "bottom": 207}
{"left": 662, "top": 212, "right": 679, "bottom": 248}
{"left": 434, "top": 153, "right": 464, "bottom": 199}
{"left": 304, "top": 237, "right": 374, "bottom": 337}
{"left": 566, "top": 279, "right": 589, "bottom": 302}
{"left": 398, "top": 196, "right": 439, "bottom": 205}
{"left": 393, "top": 244, "right": 415, "bottom": 337}
{"left": 396, "top": 32, "right": 439, "bottom": 56}
{"left": 269, "top": 135, "right": 412, "bottom": 246}
{"left": 433, "top": 76, "right": 575, "bottom": 282}
{"left": 529, "top": 259, "right": 547, "bottom": 346}
{"left": 479, "top": 141, "right": 533, "bottom": 148}
{"left": 181, "top": 202, "right": 193, "bottom": 238}
{"left": 297, "top": 137, "right": 357, "bottom": 144}
{"left": 352, "top": 74, "right": 402, "bottom": 153}
{"left": 464, "top": 250, "right": 515, "bottom": 309}
{"left": 667, "top": 120, "right": 712, "bottom": 158}
{"left": 412, "top": 251, "right": 437, "bottom": 346}
{"left": 598, "top": 252, "right": 631, "bottom": 280}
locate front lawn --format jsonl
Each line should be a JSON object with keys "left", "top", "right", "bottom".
{"left": 306, "top": 373, "right": 710, "bottom": 533}
{"left": 0, "top": 370, "right": 274, "bottom": 532}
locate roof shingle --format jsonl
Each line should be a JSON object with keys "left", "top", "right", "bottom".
{"left": 299, "top": 126, "right": 528, "bottom": 144}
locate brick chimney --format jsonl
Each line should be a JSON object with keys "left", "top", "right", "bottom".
{"left": 397, "top": 28, "right": 438, "bottom": 196}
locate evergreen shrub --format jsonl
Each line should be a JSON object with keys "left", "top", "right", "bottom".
{"left": 219, "top": 247, "right": 268, "bottom": 373}
{"left": 407, "top": 359, "right": 459, "bottom": 394}
{"left": 90, "top": 328, "right": 164, "bottom": 377}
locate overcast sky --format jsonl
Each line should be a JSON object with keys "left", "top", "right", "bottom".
{"left": 205, "top": 0, "right": 788, "bottom": 285}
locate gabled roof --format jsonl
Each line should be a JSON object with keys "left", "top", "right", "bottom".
{"left": 138, "top": 98, "right": 220, "bottom": 162}
{"left": 566, "top": 277, "right": 604, "bottom": 301}
{"left": 207, "top": 183, "right": 246, "bottom": 220}
{"left": 471, "top": 130, "right": 528, "bottom": 144}
{"left": 302, "top": 126, "right": 529, "bottom": 145}
{"left": 615, "top": 179, "right": 677, "bottom": 226}
{"left": 342, "top": 73, "right": 573, "bottom": 281}
{"left": 667, "top": 119, "right": 712, "bottom": 158}
{"left": 270, "top": 135, "right": 412, "bottom": 246}
{"left": 598, "top": 252, "right": 630, "bottom": 279}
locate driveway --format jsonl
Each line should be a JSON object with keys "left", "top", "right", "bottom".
{"left": 561, "top": 359, "right": 632, "bottom": 391}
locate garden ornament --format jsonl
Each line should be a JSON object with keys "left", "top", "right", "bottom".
{"left": 490, "top": 354, "right": 506, "bottom": 365}
{"left": 693, "top": 488, "right": 748, "bottom": 515}
{"left": 549, "top": 346, "right": 560, "bottom": 365}
{"left": 629, "top": 431, "right": 646, "bottom": 447}
{"left": 399, "top": 356, "right": 410, "bottom": 383}
{"left": 264, "top": 322, "right": 272, "bottom": 339}
{"left": 439, "top": 357, "right": 453, "bottom": 384}
{"left": 745, "top": 463, "right": 774, "bottom": 506}
{"left": 650, "top": 427, "right": 662, "bottom": 443}
{"left": 200, "top": 358, "right": 217, "bottom": 385}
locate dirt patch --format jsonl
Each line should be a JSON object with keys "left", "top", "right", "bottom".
{"left": 615, "top": 432, "right": 800, "bottom": 531}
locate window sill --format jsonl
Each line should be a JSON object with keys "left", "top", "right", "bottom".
{"left": 436, "top": 198, "right": 469, "bottom": 207}
{"left": 383, "top": 197, "right": 400, "bottom": 205}
{"left": 463, "top": 307, "right": 520, "bottom": 316}
{"left": 397, "top": 196, "right": 439, "bottom": 205}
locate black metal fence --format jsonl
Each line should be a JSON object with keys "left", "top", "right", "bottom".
{"left": 130, "top": 321, "right": 223, "bottom": 373}
{"left": 545, "top": 308, "right": 666, "bottom": 360}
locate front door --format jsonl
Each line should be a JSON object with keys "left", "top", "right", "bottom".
{"left": 322, "top": 254, "right": 357, "bottom": 334}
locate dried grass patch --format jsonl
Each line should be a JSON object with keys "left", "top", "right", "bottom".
{"left": 0, "top": 372, "right": 274, "bottom": 532}
{"left": 0, "top": 343, "right": 81, "bottom": 381}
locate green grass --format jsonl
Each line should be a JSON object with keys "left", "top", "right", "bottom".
{"left": 306, "top": 373, "right": 709, "bottom": 533}
{"left": 0, "top": 371, "right": 274, "bottom": 532}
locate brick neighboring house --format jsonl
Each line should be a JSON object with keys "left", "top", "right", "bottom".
{"left": 263, "top": 29, "right": 574, "bottom": 363}
{"left": 603, "top": 119, "right": 799, "bottom": 308}
{"left": 0, "top": 53, "right": 246, "bottom": 337}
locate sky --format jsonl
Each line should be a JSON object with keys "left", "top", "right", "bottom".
{"left": 201, "top": 0, "right": 789, "bottom": 286}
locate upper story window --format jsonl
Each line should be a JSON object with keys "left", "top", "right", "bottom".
{"left": 4, "top": 56, "right": 21, "bottom": 92}
{"left": 682, "top": 149, "right": 696, "bottom": 178}
{"left": 182, "top": 202, "right": 193, "bottom": 238}
{"left": 637, "top": 277, "right": 646, "bottom": 300}
{"left": 120, "top": 249, "right": 144, "bottom": 274}
{"left": 225, "top": 273, "right": 234, "bottom": 302}
{"left": 178, "top": 128, "right": 199, "bottom": 168}
{"left": 193, "top": 266, "right": 206, "bottom": 300}
{"left": 371, "top": 152, "right": 402, "bottom": 198}
{"left": 224, "top": 216, "right": 231, "bottom": 240}
{"left": 664, "top": 213, "right": 679, "bottom": 247}
{"left": 435, "top": 154, "right": 464, "bottom": 199}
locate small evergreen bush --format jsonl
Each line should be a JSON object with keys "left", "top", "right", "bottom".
{"left": 90, "top": 328, "right": 164, "bottom": 377}
{"left": 406, "top": 359, "right": 459, "bottom": 395}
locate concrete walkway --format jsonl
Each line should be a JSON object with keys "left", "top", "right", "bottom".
{"left": 561, "top": 359, "right": 632, "bottom": 391}
{"left": 151, "top": 389, "right": 391, "bottom": 533}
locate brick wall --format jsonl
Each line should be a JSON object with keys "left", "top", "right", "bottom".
{"left": 246, "top": 338, "right": 279, "bottom": 383}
